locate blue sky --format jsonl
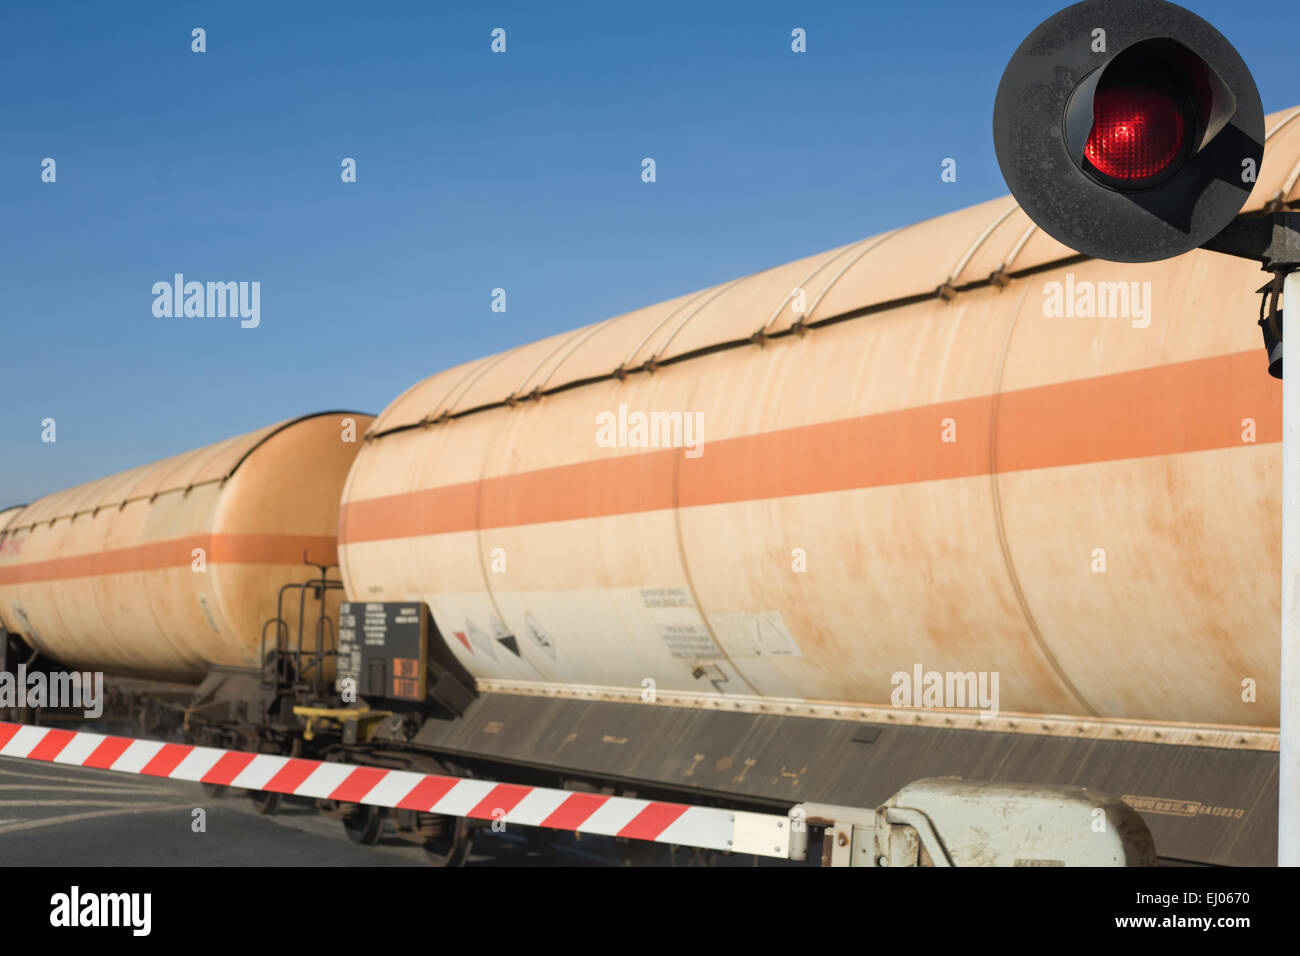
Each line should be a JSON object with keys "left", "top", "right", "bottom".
{"left": 2, "top": 0, "right": 1296, "bottom": 504}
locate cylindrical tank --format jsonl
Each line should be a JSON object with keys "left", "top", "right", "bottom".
{"left": 0, "top": 411, "right": 372, "bottom": 682}
{"left": 339, "top": 108, "right": 1300, "bottom": 734}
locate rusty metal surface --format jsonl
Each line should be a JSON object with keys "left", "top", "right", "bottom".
{"left": 406, "top": 692, "right": 1277, "bottom": 866}
{"left": 342, "top": 230, "right": 1288, "bottom": 731}
{"left": 0, "top": 412, "right": 372, "bottom": 680}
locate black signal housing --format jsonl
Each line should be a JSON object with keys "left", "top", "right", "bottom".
{"left": 993, "top": 0, "right": 1264, "bottom": 263}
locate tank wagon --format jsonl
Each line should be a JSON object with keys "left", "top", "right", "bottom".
{"left": 0, "top": 413, "right": 371, "bottom": 774}
{"left": 5, "top": 107, "right": 1300, "bottom": 867}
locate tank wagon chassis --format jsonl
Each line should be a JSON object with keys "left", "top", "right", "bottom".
{"left": 1, "top": 570, "right": 1158, "bottom": 868}
{"left": 0, "top": 563, "right": 482, "bottom": 865}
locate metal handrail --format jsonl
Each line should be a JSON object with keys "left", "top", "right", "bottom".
{"left": 258, "top": 553, "right": 344, "bottom": 697}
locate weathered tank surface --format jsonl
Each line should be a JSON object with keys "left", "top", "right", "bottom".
{"left": 0, "top": 412, "right": 372, "bottom": 681}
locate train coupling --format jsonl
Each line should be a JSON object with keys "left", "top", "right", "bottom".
{"left": 291, "top": 705, "right": 392, "bottom": 744}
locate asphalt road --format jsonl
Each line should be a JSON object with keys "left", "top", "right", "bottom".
{"left": 0, "top": 755, "right": 775, "bottom": 866}
{"left": 0, "top": 754, "right": 434, "bottom": 866}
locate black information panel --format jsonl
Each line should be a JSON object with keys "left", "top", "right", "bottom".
{"left": 337, "top": 602, "right": 428, "bottom": 702}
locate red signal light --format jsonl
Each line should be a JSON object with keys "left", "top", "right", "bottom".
{"left": 1084, "top": 85, "right": 1188, "bottom": 183}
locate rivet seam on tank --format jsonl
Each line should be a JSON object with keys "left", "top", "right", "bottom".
{"left": 532, "top": 319, "right": 622, "bottom": 393}
{"left": 645, "top": 277, "right": 747, "bottom": 365}
{"left": 755, "top": 242, "right": 863, "bottom": 337}
{"left": 365, "top": 369, "right": 435, "bottom": 437}
{"left": 439, "top": 348, "right": 518, "bottom": 418}
{"left": 508, "top": 323, "right": 603, "bottom": 402}
{"left": 618, "top": 286, "right": 718, "bottom": 373}
{"left": 993, "top": 221, "right": 1040, "bottom": 285}
{"left": 163, "top": 432, "right": 242, "bottom": 491}
{"left": 413, "top": 355, "right": 500, "bottom": 427}
{"left": 940, "top": 199, "right": 1020, "bottom": 297}
{"left": 800, "top": 230, "right": 899, "bottom": 324}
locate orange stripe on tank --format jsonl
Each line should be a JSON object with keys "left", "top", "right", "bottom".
{"left": 0, "top": 534, "right": 337, "bottom": 585}
{"left": 340, "top": 350, "right": 1280, "bottom": 544}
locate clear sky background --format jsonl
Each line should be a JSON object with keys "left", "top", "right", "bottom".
{"left": 2, "top": 0, "right": 1296, "bottom": 505}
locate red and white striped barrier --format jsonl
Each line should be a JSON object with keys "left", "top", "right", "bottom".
{"left": 0, "top": 722, "right": 792, "bottom": 858}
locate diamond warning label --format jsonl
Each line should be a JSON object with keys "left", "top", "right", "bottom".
{"left": 525, "top": 612, "right": 557, "bottom": 660}
{"left": 708, "top": 611, "right": 803, "bottom": 658}
{"left": 466, "top": 618, "right": 497, "bottom": 660}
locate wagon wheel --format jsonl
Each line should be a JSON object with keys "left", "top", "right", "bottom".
{"left": 249, "top": 787, "right": 283, "bottom": 815}
{"left": 422, "top": 814, "right": 473, "bottom": 867}
{"left": 341, "top": 803, "right": 388, "bottom": 845}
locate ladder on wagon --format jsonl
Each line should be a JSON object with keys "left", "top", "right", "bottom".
{"left": 259, "top": 554, "right": 343, "bottom": 699}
